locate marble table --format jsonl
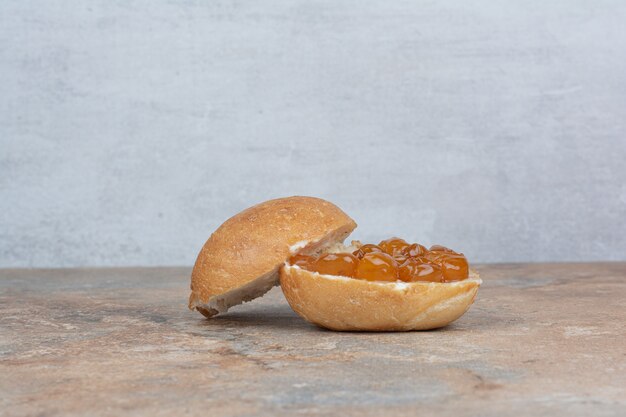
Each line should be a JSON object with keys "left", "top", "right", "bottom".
{"left": 1, "top": 263, "right": 625, "bottom": 416}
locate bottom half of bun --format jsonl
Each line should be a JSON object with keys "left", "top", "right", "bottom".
{"left": 280, "top": 265, "right": 481, "bottom": 331}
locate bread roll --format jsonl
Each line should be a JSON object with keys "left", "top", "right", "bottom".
{"left": 280, "top": 264, "right": 481, "bottom": 331}
{"left": 189, "top": 196, "right": 357, "bottom": 317}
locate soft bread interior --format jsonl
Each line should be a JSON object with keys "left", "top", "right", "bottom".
{"left": 327, "top": 240, "right": 363, "bottom": 254}
{"left": 194, "top": 267, "right": 279, "bottom": 318}
{"left": 192, "top": 225, "right": 355, "bottom": 318}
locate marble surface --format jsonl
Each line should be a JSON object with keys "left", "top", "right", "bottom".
{"left": 1, "top": 263, "right": 625, "bottom": 416}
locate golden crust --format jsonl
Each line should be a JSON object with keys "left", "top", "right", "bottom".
{"left": 280, "top": 265, "right": 481, "bottom": 331}
{"left": 189, "top": 196, "right": 357, "bottom": 315}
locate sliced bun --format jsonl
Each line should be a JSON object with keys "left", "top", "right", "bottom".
{"left": 189, "top": 196, "right": 357, "bottom": 317}
{"left": 280, "top": 265, "right": 481, "bottom": 331}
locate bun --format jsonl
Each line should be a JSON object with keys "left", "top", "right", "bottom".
{"left": 280, "top": 265, "right": 481, "bottom": 331}
{"left": 189, "top": 196, "right": 357, "bottom": 317}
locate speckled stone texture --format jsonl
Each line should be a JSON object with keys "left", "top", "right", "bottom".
{"left": 1, "top": 264, "right": 625, "bottom": 416}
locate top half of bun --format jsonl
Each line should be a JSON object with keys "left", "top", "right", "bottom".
{"left": 189, "top": 196, "right": 357, "bottom": 316}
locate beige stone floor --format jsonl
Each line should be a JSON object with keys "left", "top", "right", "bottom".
{"left": 1, "top": 263, "right": 625, "bottom": 416}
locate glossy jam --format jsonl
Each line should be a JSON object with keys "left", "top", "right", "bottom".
{"left": 378, "top": 237, "right": 410, "bottom": 257}
{"left": 310, "top": 253, "right": 358, "bottom": 277}
{"left": 289, "top": 238, "right": 469, "bottom": 283}
{"left": 403, "top": 243, "right": 428, "bottom": 258}
{"left": 398, "top": 257, "right": 444, "bottom": 282}
{"left": 353, "top": 244, "right": 383, "bottom": 259}
{"left": 354, "top": 252, "right": 398, "bottom": 282}
{"left": 424, "top": 252, "right": 469, "bottom": 282}
{"left": 289, "top": 253, "right": 313, "bottom": 268}
{"left": 429, "top": 245, "right": 456, "bottom": 254}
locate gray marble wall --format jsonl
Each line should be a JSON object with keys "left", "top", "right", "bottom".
{"left": 1, "top": 1, "right": 625, "bottom": 267}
